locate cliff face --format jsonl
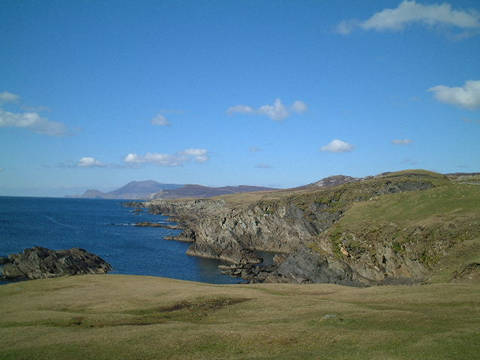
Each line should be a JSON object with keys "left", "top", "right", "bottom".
{"left": 141, "top": 170, "right": 480, "bottom": 286}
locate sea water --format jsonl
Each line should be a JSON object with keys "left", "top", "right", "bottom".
{"left": 0, "top": 196, "right": 239, "bottom": 284}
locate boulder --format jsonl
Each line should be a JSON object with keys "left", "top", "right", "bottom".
{"left": 0, "top": 246, "right": 112, "bottom": 281}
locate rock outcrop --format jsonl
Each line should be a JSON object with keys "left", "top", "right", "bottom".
{"left": 0, "top": 247, "right": 112, "bottom": 281}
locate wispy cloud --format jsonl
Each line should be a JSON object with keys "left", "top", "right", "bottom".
{"left": 56, "top": 157, "right": 107, "bottom": 168}
{"left": 335, "top": 20, "right": 360, "bottom": 35}
{"left": 227, "top": 99, "right": 308, "bottom": 121}
{"left": 0, "top": 91, "right": 20, "bottom": 103}
{"left": 392, "top": 139, "right": 413, "bottom": 145}
{"left": 151, "top": 114, "right": 170, "bottom": 126}
{"left": 124, "top": 148, "right": 209, "bottom": 167}
{"left": 321, "top": 139, "right": 354, "bottom": 153}
{"left": 20, "top": 105, "right": 51, "bottom": 113}
{"left": 291, "top": 100, "right": 308, "bottom": 114}
{"left": 77, "top": 157, "right": 105, "bottom": 168}
{"left": 249, "top": 146, "right": 262, "bottom": 153}
{"left": 0, "top": 91, "right": 69, "bottom": 136}
{"left": 336, "top": 1, "right": 480, "bottom": 34}
{"left": 429, "top": 80, "right": 480, "bottom": 109}
{"left": 227, "top": 105, "right": 255, "bottom": 115}
{"left": 0, "top": 108, "right": 69, "bottom": 136}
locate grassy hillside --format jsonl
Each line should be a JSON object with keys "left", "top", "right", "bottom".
{"left": 1, "top": 275, "right": 479, "bottom": 360}
{"left": 318, "top": 180, "right": 480, "bottom": 282}
{"left": 214, "top": 169, "right": 451, "bottom": 208}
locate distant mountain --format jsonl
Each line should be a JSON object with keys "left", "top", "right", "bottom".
{"left": 69, "top": 181, "right": 183, "bottom": 200}
{"left": 152, "top": 184, "right": 277, "bottom": 199}
{"left": 80, "top": 190, "right": 107, "bottom": 199}
{"left": 108, "top": 180, "right": 181, "bottom": 198}
{"left": 68, "top": 181, "right": 276, "bottom": 200}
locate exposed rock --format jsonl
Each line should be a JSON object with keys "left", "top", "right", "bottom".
{"left": 219, "top": 261, "right": 276, "bottom": 283}
{"left": 273, "top": 246, "right": 361, "bottom": 286}
{"left": 453, "top": 263, "right": 480, "bottom": 282}
{"left": 0, "top": 247, "right": 112, "bottom": 281}
{"left": 134, "top": 222, "right": 182, "bottom": 229}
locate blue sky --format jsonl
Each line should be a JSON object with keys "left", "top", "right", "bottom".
{"left": 1, "top": 0, "right": 479, "bottom": 196}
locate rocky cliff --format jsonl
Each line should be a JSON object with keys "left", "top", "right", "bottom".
{"left": 142, "top": 170, "right": 480, "bottom": 286}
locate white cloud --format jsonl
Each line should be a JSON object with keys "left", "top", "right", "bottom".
{"left": 428, "top": 80, "right": 480, "bottom": 109}
{"left": 335, "top": 20, "right": 360, "bottom": 35}
{"left": 77, "top": 157, "right": 105, "bottom": 168}
{"left": 226, "top": 105, "right": 255, "bottom": 115}
{"left": 151, "top": 114, "right": 170, "bottom": 126}
{"left": 291, "top": 100, "right": 308, "bottom": 114}
{"left": 124, "top": 148, "right": 209, "bottom": 167}
{"left": 0, "top": 108, "right": 68, "bottom": 136}
{"left": 392, "top": 139, "right": 413, "bottom": 145}
{"left": 124, "top": 153, "right": 140, "bottom": 163}
{"left": 227, "top": 99, "right": 307, "bottom": 121}
{"left": 180, "top": 148, "right": 209, "bottom": 163}
{"left": 321, "top": 139, "right": 354, "bottom": 153}
{"left": 0, "top": 91, "right": 20, "bottom": 103}
{"left": 337, "top": 1, "right": 480, "bottom": 34}
{"left": 258, "top": 99, "right": 289, "bottom": 121}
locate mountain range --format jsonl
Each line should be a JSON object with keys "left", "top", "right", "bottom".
{"left": 69, "top": 180, "right": 276, "bottom": 200}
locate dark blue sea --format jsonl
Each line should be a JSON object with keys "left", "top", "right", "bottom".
{"left": 0, "top": 196, "right": 239, "bottom": 284}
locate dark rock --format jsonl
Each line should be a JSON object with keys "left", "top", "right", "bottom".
{"left": 0, "top": 246, "right": 112, "bottom": 281}
{"left": 273, "top": 246, "right": 362, "bottom": 286}
{"left": 134, "top": 222, "right": 182, "bottom": 229}
{"left": 0, "top": 257, "right": 11, "bottom": 265}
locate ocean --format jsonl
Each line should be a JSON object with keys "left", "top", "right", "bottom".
{"left": 0, "top": 196, "right": 239, "bottom": 284}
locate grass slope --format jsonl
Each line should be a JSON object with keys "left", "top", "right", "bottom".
{"left": 1, "top": 275, "right": 479, "bottom": 359}
{"left": 321, "top": 180, "right": 480, "bottom": 280}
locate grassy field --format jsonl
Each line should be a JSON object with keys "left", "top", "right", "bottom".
{"left": 1, "top": 275, "right": 479, "bottom": 359}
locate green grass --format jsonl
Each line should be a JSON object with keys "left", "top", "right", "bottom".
{"left": 336, "top": 184, "right": 480, "bottom": 224}
{"left": 0, "top": 275, "right": 479, "bottom": 359}
{"left": 320, "top": 182, "right": 480, "bottom": 279}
